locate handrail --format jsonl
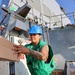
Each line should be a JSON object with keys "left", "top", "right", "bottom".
{"left": 0, "top": 4, "right": 75, "bottom": 27}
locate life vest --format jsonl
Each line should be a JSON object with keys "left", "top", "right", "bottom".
{"left": 25, "top": 39, "right": 56, "bottom": 75}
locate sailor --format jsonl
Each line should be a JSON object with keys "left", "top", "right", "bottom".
{"left": 13, "top": 25, "right": 56, "bottom": 75}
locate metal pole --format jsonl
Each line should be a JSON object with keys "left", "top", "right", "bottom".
{"left": 61, "top": 14, "right": 62, "bottom": 26}
{"left": 46, "top": 28, "right": 49, "bottom": 44}
{"left": 61, "top": 14, "right": 64, "bottom": 28}
{"left": 40, "top": 0, "right": 45, "bottom": 41}
{"left": 73, "top": 12, "right": 75, "bottom": 25}
{"left": 49, "top": 16, "right": 51, "bottom": 29}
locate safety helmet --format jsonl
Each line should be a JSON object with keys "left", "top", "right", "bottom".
{"left": 29, "top": 25, "right": 42, "bottom": 35}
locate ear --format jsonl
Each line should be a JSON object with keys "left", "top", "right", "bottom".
{"left": 40, "top": 35, "right": 42, "bottom": 39}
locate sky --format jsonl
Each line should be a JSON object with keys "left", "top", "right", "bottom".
{"left": 0, "top": 0, "right": 10, "bottom": 23}
{"left": 56, "top": 0, "right": 75, "bottom": 24}
{"left": 56, "top": 0, "right": 75, "bottom": 13}
{"left": 0, "top": 0, "right": 2, "bottom": 6}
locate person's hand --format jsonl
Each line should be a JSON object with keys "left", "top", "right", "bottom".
{"left": 12, "top": 44, "right": 30, "bottom": 55}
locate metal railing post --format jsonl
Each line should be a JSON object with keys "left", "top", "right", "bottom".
{"left": 61, "top": 14, "right": 63, "bottom": 28}
{"left": 73, "top": 12, "right": 75, "bottom": 25}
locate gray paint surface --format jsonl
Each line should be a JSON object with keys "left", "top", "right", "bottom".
{"left": 49, "top": 26, "right": 75, "bottom": 69}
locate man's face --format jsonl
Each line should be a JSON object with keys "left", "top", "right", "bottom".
{"left": 30, "top": 34, "right": 41, "bottom": 44}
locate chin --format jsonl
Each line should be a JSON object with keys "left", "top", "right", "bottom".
{"left": 32, "top": 40, "right": 36, "bottom": 43}
{"left": 32, "top": 41, "right": 36, "bottom": 43}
